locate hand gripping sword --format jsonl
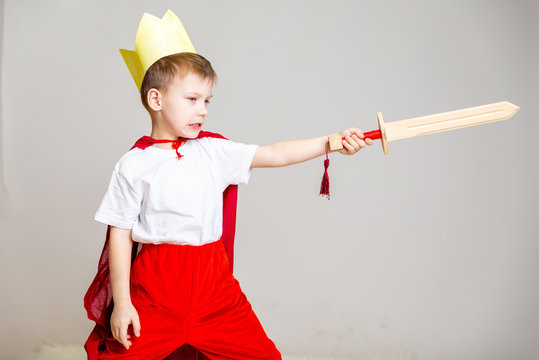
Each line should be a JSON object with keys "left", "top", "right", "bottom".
{"left": 328, "top": 101, "right": 520, "bottom": 154}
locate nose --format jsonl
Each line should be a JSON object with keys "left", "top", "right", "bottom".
{"left": 198, "top": 103, "right": 208, "bottom": 117}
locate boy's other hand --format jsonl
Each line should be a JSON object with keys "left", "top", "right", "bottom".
{"left": 110, "top": 302, "right": 141, "bottom": 350}
{"left": 338, "top": 128, "right": 373, "bottom": 155}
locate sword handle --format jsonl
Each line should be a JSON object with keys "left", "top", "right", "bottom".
{"left": 329, "top": 112, "right": 389, "bottom": 155}
{"left": 336, "top": 130, "right": 382, "bottom": 142}
{"left": 329, "top": 130, "right": 382, "bottom": 151}
{"left": 330, "top": 130, "right": 381, "bottom": 150}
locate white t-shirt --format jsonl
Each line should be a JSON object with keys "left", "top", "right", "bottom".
{"left": 95, "top": 137, "right": 258, "bottom": 246}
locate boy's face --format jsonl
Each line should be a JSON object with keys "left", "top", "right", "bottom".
{"left": 158, "top": 72, "right": 213, "bottom": 139}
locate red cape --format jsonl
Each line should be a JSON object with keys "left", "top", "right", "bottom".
{"left": 84, "top": 131, "right": 238, "bottom": 359}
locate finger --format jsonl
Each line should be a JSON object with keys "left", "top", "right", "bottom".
{"left": 339, "top": 128, "right": 349, "bottom": 137}
{"left": 365, "top": 138, "right": 373, "bottom": 145}
{"left": 348, "top": 136, "right": 364, "bottom": 151}
{"left": 122, "top": 339, "right": 131, "bottom": 350}
{"left": 342, "top": 139, "right": 355, "bottom": 154}
{"left": 344, "top": 137, "right": 359, "bottom": 152}
{"left": 119, "top": 322, "right": 129, "bottom": 349}
{"left": 344, "top": 127, "right": 359, "bottom": 137}
{"left": 112, "top": 324, "right": 120, "bottom": 342}
{"left": 350, "top": 135, "right": 365, "bottom": 149}
{"left": 354, "top": 129, "right": 365, "bottom": 139}
{"left": 133, "top": 314, "right": 141, "bottom": 337}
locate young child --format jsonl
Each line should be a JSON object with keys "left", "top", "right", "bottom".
{"left": 85, "top": 11, "right": 372, "bottom": 360}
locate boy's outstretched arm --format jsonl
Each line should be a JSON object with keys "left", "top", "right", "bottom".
{"left": 251, "top": 128, "right": 373, "bottom": 168}
{"left": 109, "top": 226, "right": 141, "bottom": 350}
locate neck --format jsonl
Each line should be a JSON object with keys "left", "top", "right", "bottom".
{"left": 150, "top": 128, "right": 176, "bottom": 140}
{"left": 150, "top": 122, "right": 179, "bottom": 149}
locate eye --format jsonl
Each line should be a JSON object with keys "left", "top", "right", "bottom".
{"left": 205, "top": 99, "right": 211, "bottom": 104}
{"left": 188, "top": 97, "right": 196, "bottom": 102}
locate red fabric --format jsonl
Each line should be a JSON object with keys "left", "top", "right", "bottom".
{"left": 129, "top": 136, "right": 186, "bottom": 159}
{"left": 84, "top": 132, "right": 241, "bottom": 359}
{"left": 319, "top": 142, "right": 330, "bottom": 199}
{"left": 99, "top": 241, "right": 280, "bottom": 359}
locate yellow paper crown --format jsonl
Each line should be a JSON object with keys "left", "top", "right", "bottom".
{"left": 120, "top": 10, "right": 196, "bottom": 90}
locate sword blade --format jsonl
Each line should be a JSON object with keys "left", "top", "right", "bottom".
{"left": 385, "top": 101, "right": 519, "bottom": 142}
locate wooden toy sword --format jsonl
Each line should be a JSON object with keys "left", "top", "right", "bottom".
{"left": 328, "top": 101, "right": 520, "bottom": 154}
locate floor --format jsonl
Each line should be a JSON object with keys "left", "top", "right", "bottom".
{"left": 31, "top": 343, "right": 415, "bottom": 360}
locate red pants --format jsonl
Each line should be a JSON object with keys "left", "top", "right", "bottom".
{"left": 100, "top": 240, "right": 281, "bottom": 360}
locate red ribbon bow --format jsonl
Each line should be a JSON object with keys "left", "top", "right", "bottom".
{"left": 131, "top": 136, "right": 186, "bottom": 159}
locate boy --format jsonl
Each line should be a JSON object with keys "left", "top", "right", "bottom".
{"left": 85, "top": 11, "right": 372, "bottom": 360}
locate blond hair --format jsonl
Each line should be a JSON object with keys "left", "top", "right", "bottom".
{"left": 140, "top": 52, "right": 217, "bottom": 111}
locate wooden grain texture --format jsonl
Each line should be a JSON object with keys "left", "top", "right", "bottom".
{"left": 385, "top": 101, "right": 519, "bottom": 142}
{"left": 328, "top": 134, "right": 343, "bottom": 151}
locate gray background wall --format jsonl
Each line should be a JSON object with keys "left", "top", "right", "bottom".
{"left": 1, "top": 1, "right": 537, "bottom": 359}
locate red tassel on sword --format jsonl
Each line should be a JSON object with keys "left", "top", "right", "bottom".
{"left": 319, "top": 142, "right": 330, "bottom": 199}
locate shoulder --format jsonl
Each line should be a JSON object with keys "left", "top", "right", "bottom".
{"left": 198, "top": 131, "right": 228, "bottom": 140}
{"left": 194, "top": 136, "right": 229, "bottom": 147}
{"left": 113, "top": 148, "right": 153, "bottom": 178}
{"left": 195, "top": 132, "right": 256, "bottom": 148}
{"left": 193, "top": 136, "right": 256, "bottom": 153}
{"left": 192, "top": 137, "right": 258, "bottom": 166}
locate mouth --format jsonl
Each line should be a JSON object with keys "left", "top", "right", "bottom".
{"left": 188, "top": 123, "right": 203, "bottom": 130}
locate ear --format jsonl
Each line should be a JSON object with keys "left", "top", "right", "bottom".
{"left": 147, "top": 88, "right": 162, "bottom": 111}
